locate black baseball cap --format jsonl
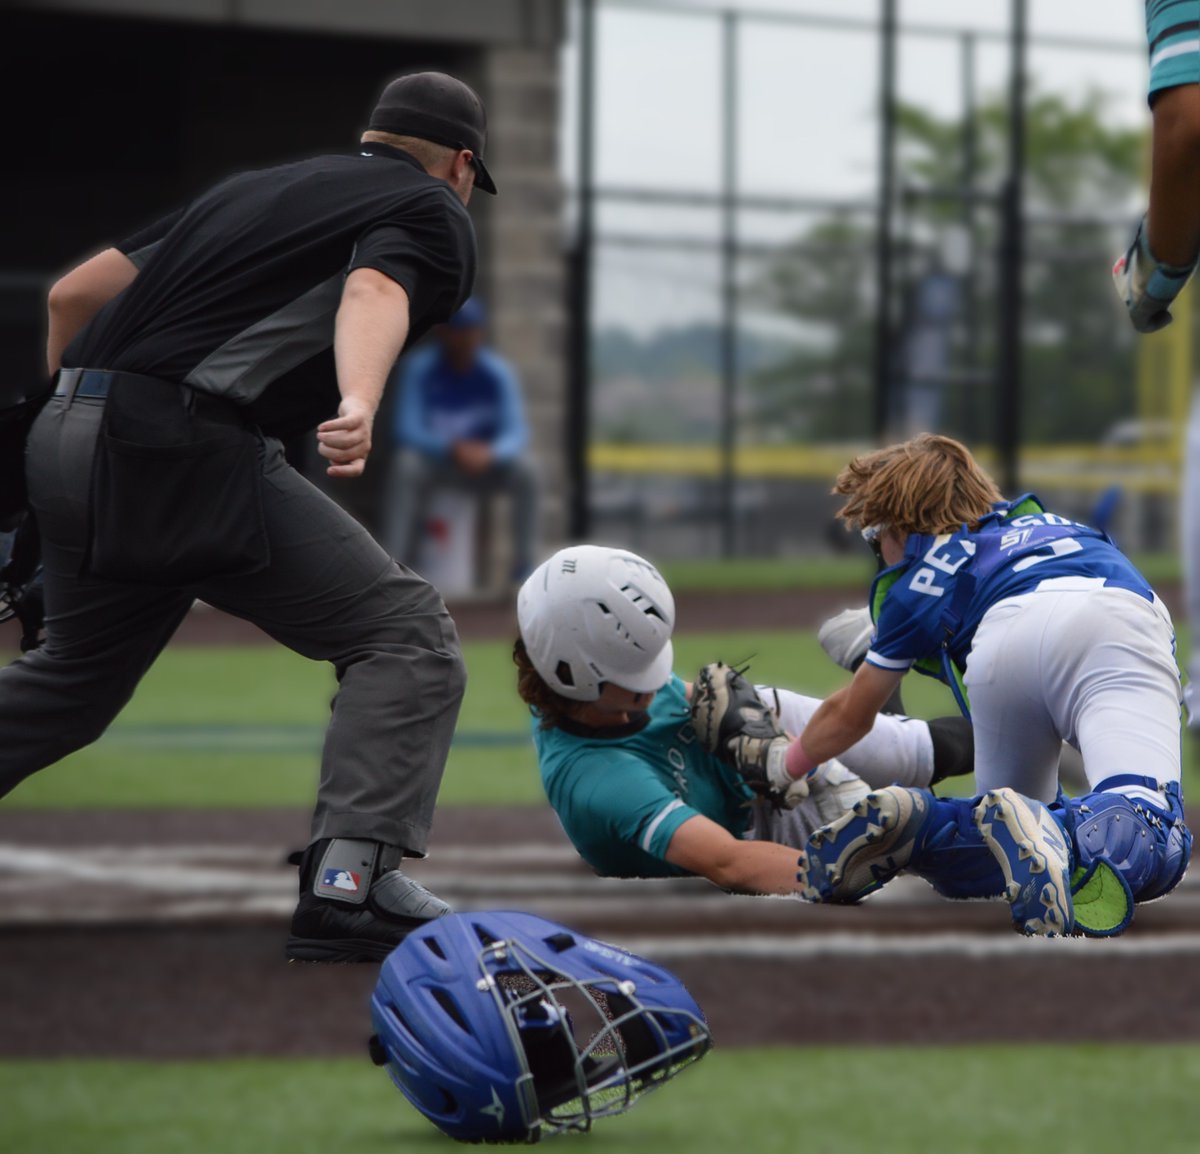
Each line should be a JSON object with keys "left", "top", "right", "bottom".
{"left": 367, "top": 72, "right": 497, "bottom": 195}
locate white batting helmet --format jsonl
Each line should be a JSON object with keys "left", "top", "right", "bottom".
{"left": 517, "top": 545, "right": 675, "bottom": 701}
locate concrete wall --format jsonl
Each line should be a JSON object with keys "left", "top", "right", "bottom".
{"left": 483, "top": 45, "right": 568, "bottom": 554}
{"left": 22, "top": 0, "right": 563, "bottom": 46}
{"left": 5, "top": 0, "right": 569, "bottom": 563}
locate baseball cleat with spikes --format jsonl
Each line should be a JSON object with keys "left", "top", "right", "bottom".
{"left": 817, "top": 607, "right": 874, "bottom": 672}
{"left": 797, "top": 786, "right": 933, "bottom": 904}
{"left": 974, "top": 787, "right": 1074, "bottom": 937}
{"left": 286, "top": 838, "right": 451, "bottom": 963}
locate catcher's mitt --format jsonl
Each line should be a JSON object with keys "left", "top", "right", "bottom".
{"left": 690, "top": 661, "right": 805, "bottom": 807}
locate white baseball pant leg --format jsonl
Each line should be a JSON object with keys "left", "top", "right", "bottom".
{"left": 758, "top": 685, "right": 935, "bottom": 789}
{"left": 964, "top": 582, "right": 1182, "bottom": 807}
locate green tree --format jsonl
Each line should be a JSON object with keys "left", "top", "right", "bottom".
{"left": 744, "top": 84, "right": 1149, "bottom": 447}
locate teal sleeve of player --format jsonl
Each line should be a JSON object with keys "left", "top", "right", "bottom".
{"left": 1146, "top": 0, "right": 1200, "bottom": 98}
{"left": 543, "top": 747, "right": 704, "bottom": 876}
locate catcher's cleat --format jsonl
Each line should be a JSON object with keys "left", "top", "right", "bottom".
{"left": 286, "top": 838, "right": 451, "bottom": 963}
{"left": 817, "top": 607, "right": 874, "bottom": 672}
{"left": 974, "top": 788, "right": 1074, "bottom": 937}
{"left": 798, "top": 786, "right": 933, "bottom": 904}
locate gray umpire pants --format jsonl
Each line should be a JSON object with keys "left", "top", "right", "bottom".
{"left": 0, "top": 391, "right": 467, "bottom": 855}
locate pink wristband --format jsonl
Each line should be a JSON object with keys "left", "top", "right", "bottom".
{"left": 785, "top": 739, "right": 819, "bottom": 780}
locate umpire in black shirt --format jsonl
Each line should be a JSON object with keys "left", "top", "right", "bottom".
{"left": 4, "top": 72, "right": 498, "bottom": 962}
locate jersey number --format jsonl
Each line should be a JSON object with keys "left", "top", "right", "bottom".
{"left": 1010, "top": 537, "right": 1083, "bottom": 572}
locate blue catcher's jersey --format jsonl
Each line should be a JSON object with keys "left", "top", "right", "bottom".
{"left": 533, "top": 675, "right": 754, "bottom": 878}
{"left": 866, "top": 494, "right": 1156, "bottom": 676}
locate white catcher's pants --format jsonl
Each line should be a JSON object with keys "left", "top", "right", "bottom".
{"left": 766, "top": 686, "right": 936, "bottom": 790}
{"left": 963, "top": 581, "right": 1182, "bottom": 807}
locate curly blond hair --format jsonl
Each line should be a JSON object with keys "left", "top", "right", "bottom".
{"left": 833, "top": 433, "right": 1002, "bottom": 536}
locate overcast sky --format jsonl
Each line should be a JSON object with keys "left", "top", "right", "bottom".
{"left": 563, "top": 1, "right": 1150, "bottom": 334}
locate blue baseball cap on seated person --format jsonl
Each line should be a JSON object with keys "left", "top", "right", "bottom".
{"left": 445, "top": 297, "right": 486, "bottom": 330}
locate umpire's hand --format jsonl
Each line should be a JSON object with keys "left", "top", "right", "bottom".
{"left": 317, "top": 396, "right": 375, "bottom": 478}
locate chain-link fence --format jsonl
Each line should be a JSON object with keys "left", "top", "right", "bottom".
{"left": 568, "top": 0, "right": 1192, "bottom": 558}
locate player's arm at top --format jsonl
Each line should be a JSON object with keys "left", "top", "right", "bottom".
{"left": 1148, "top": 83, "right": 1200, "bottom": 271}
{"left": 1113, "top": 20, "right": 1200, "bottom": 333}
{"left": 665, "top": 813, "right": 805, "bottom": 896}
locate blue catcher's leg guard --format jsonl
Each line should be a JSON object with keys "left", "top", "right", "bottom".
{"left": 801, "top": 792, "right": 1038, "bottom": 904}
{"left": 796, "top": 788, "right": 1001, "bottom": 903}
{"left": 907, "top": 797, "right": 1007, "bottom": 900}
{"left": 1066, "top": 777, "right": 1192, "bottom": 903}
{"left": 913, "top": 793, "right": 1078, "bottom": 936}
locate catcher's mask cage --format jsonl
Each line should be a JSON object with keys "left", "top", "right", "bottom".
{"left": 516, "top": 545, "right": 676, "bottom": 702}
{"left": 368, "top": 910, "right": 711, "bottom": 1144}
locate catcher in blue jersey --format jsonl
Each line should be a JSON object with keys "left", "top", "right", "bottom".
{"left": 513, "top": 544, "right": 975, "bottom": 897}
{"left": 766, "top": 434, "right": 1191, "bottom": 937}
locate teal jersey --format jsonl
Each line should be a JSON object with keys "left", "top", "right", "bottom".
{"left": 532, "top": 675, "right": 754, "bottom": 878}
{"left": 1146, "top": 0, "right": 1200, "bottom": 97}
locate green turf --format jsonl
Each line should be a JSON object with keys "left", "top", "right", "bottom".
{"left": 659, "top": 554, "right": 878, "bottom": 591}
{"left": 0, "top": 631, "right": 829, "bottom": 809}
{"left": 3, "top": 1046, "right": 1200, "bottom": 1154}
{"left": 3, "top": 623, "right": 1197, "bottom": 808}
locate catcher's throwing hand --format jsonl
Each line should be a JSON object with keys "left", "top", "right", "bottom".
{"left": 690, "top": 661, "right": 805, "bottom": 808}
{"left": 317, "top": 396, "right": 376, "bottom": 478}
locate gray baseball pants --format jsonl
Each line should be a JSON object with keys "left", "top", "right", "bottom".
{"left": 0, "top": 391, "right": 466, "bottom": 855}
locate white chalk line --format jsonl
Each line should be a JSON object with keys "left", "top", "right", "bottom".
{"left": 5, "top": 896, "right": 1200, "bottom": 962}
{"left": 4, "top": 840, "right": 1199, "bottom": 885}
{"left": 0, "top": 850, "right": 989, "bottom": 914}
{"left": 3, "top": 845, "right": 1199, "bottom": 907}
{"left": 2, "top": 842, "right": 1199, "bottom": 953}
{"left": 0, "top": 842, "right": 582, "bottom": 865}
{"left": 612, "top": 931, "right": 1200, "bottom": 961}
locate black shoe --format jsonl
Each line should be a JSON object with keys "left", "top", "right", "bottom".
{"left": 286, "top": 838, "right": 451, "bottom": 963}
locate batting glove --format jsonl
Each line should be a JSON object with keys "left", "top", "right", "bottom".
{"left": 1112, "top": 215, "right": 1197, "bottom": 334}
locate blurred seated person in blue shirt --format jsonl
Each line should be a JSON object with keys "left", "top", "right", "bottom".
{"left": 384, "top": 297, "right": 539, "bottom": 581}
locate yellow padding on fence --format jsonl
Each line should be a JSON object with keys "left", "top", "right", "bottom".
{"left": 588, "top": 441, "right": 1182, "bottom": 495}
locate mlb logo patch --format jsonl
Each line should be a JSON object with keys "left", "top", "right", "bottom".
{"left": 320, "top": 867, "right": 362, "bottom": 894}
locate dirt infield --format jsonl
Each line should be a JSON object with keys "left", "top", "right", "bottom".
{"left": 0, "top": 583, "right": 1016, "bottom": 652}
{"left": 1, "top": 584, "right": 1195, "bottom": 1057}
{"left": 3, "top": 805, "right": 1200, "bottom": 1057}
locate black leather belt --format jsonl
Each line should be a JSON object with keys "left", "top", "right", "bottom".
{"left": 53, "top": 368, "right": 120, "bottom": 399}
{"left": 53, "top": 369, "right": 237, "bottom": 422}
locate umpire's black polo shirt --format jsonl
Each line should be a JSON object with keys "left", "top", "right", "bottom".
{"left": 64, "top": 143, "right": 476, "bottom": 440}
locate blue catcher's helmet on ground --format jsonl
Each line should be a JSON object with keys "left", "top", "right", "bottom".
{"left": 368, "top": 910, "right": 712, "bottom": 1144}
